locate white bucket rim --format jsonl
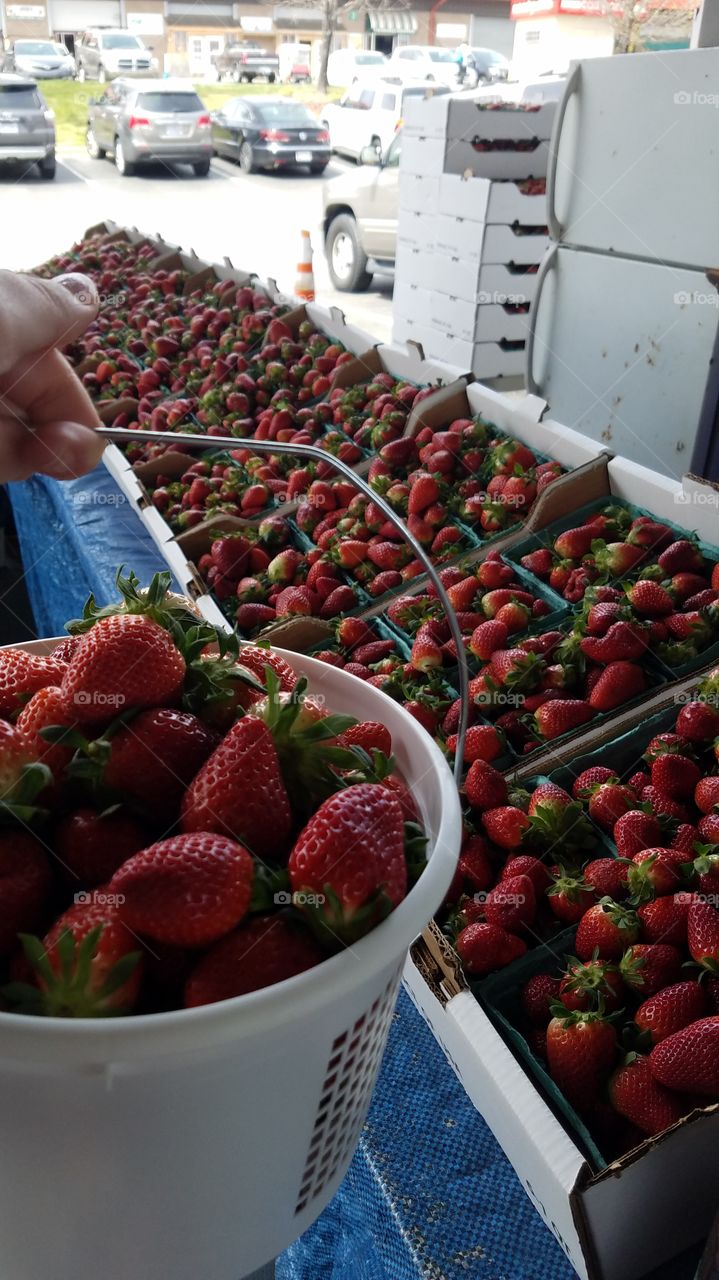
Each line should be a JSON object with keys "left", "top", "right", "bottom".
{"left": 0, "top": 643, "right": 461, "bottom": 1060}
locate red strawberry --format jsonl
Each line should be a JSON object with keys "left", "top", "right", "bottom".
{"left": 576, "top": 899, "right": 639, "bottom": 960}
{"left": 651, "top": 754, "right": 701, "bottom": 802}
{"left": 15, "top": 685, "right": 76, "bottom": 778}
{"left": 645, "top": 732, "right": 692, "bottom": 763}
{"left": 408, "top": 473, "right": 440, "bottom": 515}
{"left": 559, "top": 957, "right": 624, "bottom": 1013}
{"left": 184, "top": 914, "right": 324, "bottom": 1007}
{"left": 695, "top": 777, "right": 719, "bottom": 815}
{"left": 676, "top": 700, "right": 719, "bottom": 743}
{"left": 449, "top": 835, "right": 494, "bottom": 898}
{"left": 609, "top": 1055, "right": 686, "bottom": 1136}
{"left": 637, "top": 893, "right": 691, "bottom": 946}
{"left": 687, "top": 898, "right": 719, "bottom": 971}
{"left": 548, "top": 871, "right": 596, "bottom": 923}
{"left": 464, "top": 760, "right": 508, "bottom": 812}
{"left": 521, "top": 973, "right": 560, "bottom": 1025}
{"left": 0, "top": 831, "right": 51, "bottom": 957}
{"left": 481, "top": 806, "right": 531, "bottom": 849}
{"left": 102, "top": 708, "right": 218, "bottom": 822}
{"left": 626, "top": 580, "right": 675, "bottom": 617}
{"left": 699, "top": 814, "right": 719, "bottom": 843}
{"left": 554, "top": 525, "right": 600, "bottom": 559}
{"left": 288, "top": 784, "right": 406, "bottom": 943}
{"left": 626, "top": 848, "right": 685, "bottom": 901}
{"left": 410, "top": 632, "right": 443, "bottom": 673}
{"left": 236, "top": 603, "right": 276, "bottom": 631}
{"left": 447, "top": 724, "right": 503, "bottom": 764}
{"left": 181, "top": 716, "right": 291, "bottom": 861}
{"left": 339, "top": 721, "right": 392, "bottom": 756}
{"left": 469, "top": 620, "right": 510, "bottom": 662}
{"left": 53, "top": 809, "right": 149, "bottom": 887}
{"left": 585, "top": 601, "right": 625, "bottom": 636}
{"left": 588, "top": 661, "right": 646, "bottom": 712}
{"left": 588, "top": 782, "right": 637, "bottom": 831}
{"left": 24, "top": 895, "right": 142, "bottom": 1016}
{"left": 61, "top": 615, "right": 186, "bottom": 725}
{"left": 613, "top": 810, "right": 663, "bottom": 858}
{"left": 484, "top": 873, "right": 536, "bottom": 934}
{"left": 533, "top": 699, "right": 594, "bottom": 740}
{"left": 580, "top": 622, "right": 648, "bottom": 664}
{"left": 641, "top": 787, "right": 691, "bottom": 824}
{"left": 490, "top": 647, "right": 543, "bottom": 689}
{"left": 501, "top": 855, "right": 552, "bottom": 898}
{"left": 0, "top": 648, "right": 67, "bottom": 717}
{"left": 546, "top": 1009, "right": 617, "bottom": 1112}
{"left": 635, "top": 981, "right": 706, "bottom": 1044}
{"left": 455, "top": 921, "right": 527, "bottom": 975}
{"left": 112, "top": 832, "right": 253, "bottom": 948}
{"left": 584, "top": 857, "right": 629, "bottom": 901}
{"left": 237, "top": 645, "right": 298, "bottom": 693}
{"left": 592, "top": 541, "right": 646, "bottom": 576}
{"left": 620, "top": 943, "right": 682, "bottom": 995}
{"left": 658, "top": 539, "right": 704, "bottom": 575}
{"left": 51, "top": 636, "right": 81, "bottom": 664}
{"left": 572, "top": 766, "right": 616, "bottom": 800}
{"left": 650, "top": 1017, "right": 719, "bottom": 1095}
{"left": 520, "top": 549, "right": 554, "bottom": 578}
{"left": 628, "top": 770, "right": 651, "bottom": 794}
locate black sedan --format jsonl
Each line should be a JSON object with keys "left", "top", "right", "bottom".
{"left": 210, "top": 97, "right": 330, "bottom": 174}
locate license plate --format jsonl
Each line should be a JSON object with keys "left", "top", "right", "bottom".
{"left": 296, "top": 150, "right": 313, "bottom": 162}
{"left": 163, "top": 125, "right": 189, "bottom": 138}
{"left": 0, "top": 123, "right": 19, "bottom": 134}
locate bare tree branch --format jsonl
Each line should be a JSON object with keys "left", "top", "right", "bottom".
{"left": 599, "top": 1, "right": 695, "bottom": 53}
{"left": 290, "top": 0, "right": 409, "bottom": 89}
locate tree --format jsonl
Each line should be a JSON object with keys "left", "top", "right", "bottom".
{"left": 297, "top": 0, "right": 409, "bottom": 92}
{"left": 601, "top": 1, "right": 696, "bottom": 54}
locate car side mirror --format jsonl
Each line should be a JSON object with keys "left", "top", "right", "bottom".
{"left": 360, "top": 144, "right": 381, "bottom": 166}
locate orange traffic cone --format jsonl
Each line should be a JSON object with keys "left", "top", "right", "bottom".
{"left": 295, "top": 229, "right": 315, "bottom": 302}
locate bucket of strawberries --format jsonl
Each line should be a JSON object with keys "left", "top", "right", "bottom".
{"left": 0, "top": 569, "right": 461, "bottom": 1280}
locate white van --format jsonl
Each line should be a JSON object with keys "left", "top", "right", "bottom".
{"left": 326, "top": 48, "right": 387, "bottom": 88}
{"left": 321, "top": 77, "right": 449, "bottom": 160}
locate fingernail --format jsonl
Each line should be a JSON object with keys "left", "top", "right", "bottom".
{"left": 54, "top": 273, "right": 98, "bottom": 308}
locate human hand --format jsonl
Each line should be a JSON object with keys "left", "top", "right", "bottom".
{"left": 0, "top": 270, "right": 106, "bottom": 483}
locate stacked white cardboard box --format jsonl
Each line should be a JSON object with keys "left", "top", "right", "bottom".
{"left": 394, "top": 95, "right": 556, "bottom": 384}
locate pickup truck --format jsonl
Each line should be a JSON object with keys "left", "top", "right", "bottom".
{"left": 212, "top": 44, "right": 279, "bottom": 84}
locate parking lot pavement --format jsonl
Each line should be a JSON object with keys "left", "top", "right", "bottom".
{"left": 0, "top": 151, "right": 394, "bottom": 342}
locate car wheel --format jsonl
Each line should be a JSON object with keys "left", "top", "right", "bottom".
{"left": 114, "top": 137, "right": 136, "bottom": 176}
{"left": 98, "top": 65, "right": 107, "bottom": 84}
{"left": 85, "top": 124, "right": 105, "bottom": 159}
{"left": 268, "top": 73, "right": 276, "bottom": 84}
{"left": 38, "top": 153, "right": 56, "bottom": 180}
{"left": 193, "top": 158, "right": 211, "bottom": 176}
{"left": 77, "top": 64, "right": 86, "bottom": 82}
{"left": 326, "top": 213, "right": 372, "bottom": 293}
{"left": 233, "top": 67, "right": 242, "bottom": 83}
{"left": 239, "top": 141, "right": 256, "bottom": 174}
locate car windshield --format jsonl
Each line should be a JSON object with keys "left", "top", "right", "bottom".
{"left": 137, "top": 92, "right": 204, "bottom": 113}
{"left": 53, "top": 44, "right": 70, "bottom": 56}
{"left": 256, "top": 103, "right": 317, "bottom": 124}
{"left": 101, "top": 34, "right": 143, "bottom": 49}
{"left": 427, "top": 49, "right": 456, "bottom": 62}
{"left": 355, "top": 54, "right": 385, "bottom": 64}
{"left": 401, "top": 85, "right": 449, "bottom": 105}
{"left": 15, "top": 42, "right": 57, "bottom": 55}
{"left": 472, "top": 49, "right": 508, "bottom": 67}
{"left": 0, "top": 85, "right": 41, "bottom": 108}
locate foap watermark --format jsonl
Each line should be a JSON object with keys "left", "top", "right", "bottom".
{"left": 274, "top": 890, "right": 326, "bottom": 908}
{"left": 673, "top": 488, "right": 719, "bottom": 507}
{"left": 74, "top": 890, "right": 126, "bottom": 907}
{"left": 477, "top": 291, "right": 530, "bottom": 308}
{"left": 73, "top": 690, "right": 126, "bottom": 710}
{"left": 674, "top": 290, "right": 719, "bottom": 308}
{"left": 674, "top": 689, "right": 719, "bottom": 707}
{"left": 471, "top": 889, "right": 528, "bottom": 907}
{"left": 74, "top": 491, "right": 127, "bottom": 507}
{"left": 676, "top": 891, "right": 719, "bottom": 909}
{"left": 675, "top": 89, "right": 719, "bottom": 109}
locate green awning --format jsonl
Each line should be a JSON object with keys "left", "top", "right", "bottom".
{"left": 367, "top": 11, "right": 418, "bottom": 35}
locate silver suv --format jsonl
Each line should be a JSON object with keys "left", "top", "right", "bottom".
{"left": 86, "top": 80, "right": 212, "bottom": 176}
{"left": 323, "top": 133, "right": 400, "bottom": 291}
{"left": 76, "top": 28, "right": 155, "bottom": 83}
{"left": 0, "top": 74, "right": 55, "bottom": 178}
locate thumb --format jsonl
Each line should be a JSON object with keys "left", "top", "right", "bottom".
{"left": 0, "top": 270, "right": 100, "bottom": 377}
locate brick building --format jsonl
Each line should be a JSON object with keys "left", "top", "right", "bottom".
{"left": 0, "top": 0, "right": 513, "bottom": 77}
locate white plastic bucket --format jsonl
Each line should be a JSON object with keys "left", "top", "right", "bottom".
{"left": 0, "top": 644, "right": 462, "bottom": 1280}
